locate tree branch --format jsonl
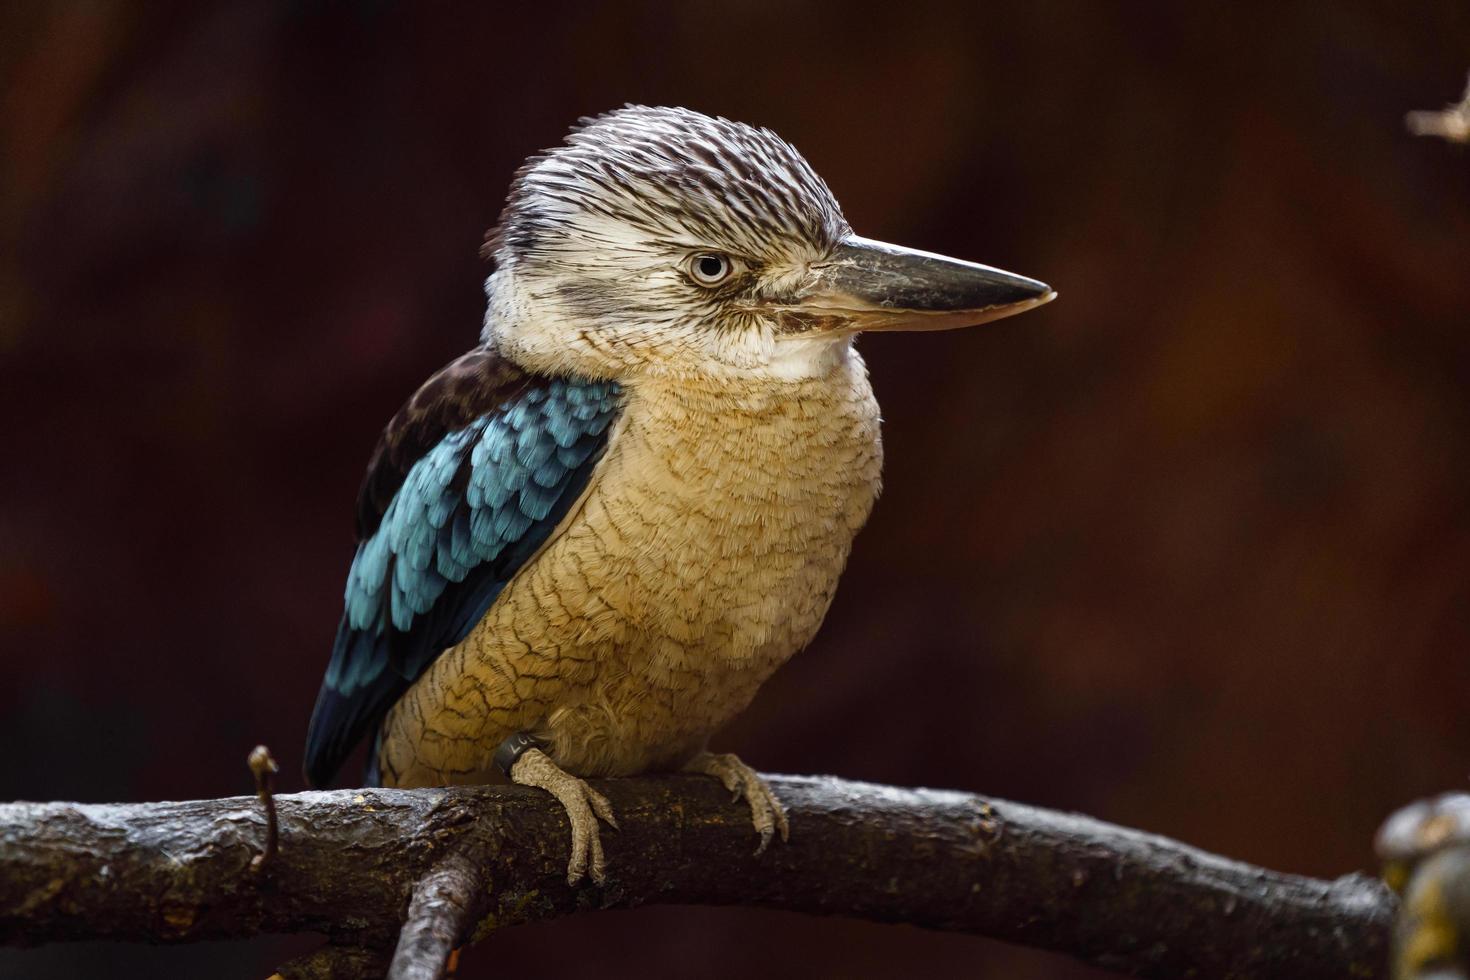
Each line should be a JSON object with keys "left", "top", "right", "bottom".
{"left": 0, "top": 773, "right": 1394, "bottom": 978}
{"left": 1377, "top": 793, "right": 1470, "bottom": 979}
{"left": 388, "top": 854, "right": 483, "bottom": 980}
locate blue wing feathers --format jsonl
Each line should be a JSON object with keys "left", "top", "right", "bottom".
{"left": 304, "top": 372, "right": 621, "bottom": 787}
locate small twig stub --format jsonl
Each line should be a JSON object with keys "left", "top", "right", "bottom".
{"left": 1406, "top": 73, "right": 1470, "bottom": 144}
{"left": 247, "top": 744, "right": 280, "bottom": 874}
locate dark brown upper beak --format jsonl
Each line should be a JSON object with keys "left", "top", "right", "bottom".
{"left": 793, "top": 235, "right": 1055, "bottom": 333}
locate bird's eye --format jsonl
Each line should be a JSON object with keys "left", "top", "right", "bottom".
{"left": 688, "top": 252, "right": 735, "bottom": 286}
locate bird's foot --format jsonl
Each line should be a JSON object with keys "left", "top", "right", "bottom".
{"left": 508, "top": 748, "right": 618, "bottom": 886}
{"left": 683, "top": 751, "right": 789, "bottom": 855}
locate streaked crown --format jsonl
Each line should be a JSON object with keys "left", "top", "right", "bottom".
{"left": 491, "top": 106, "right": 848, "bottom": 267}
{"left": 482, "top": 106, "right": 855, "bottom": 381}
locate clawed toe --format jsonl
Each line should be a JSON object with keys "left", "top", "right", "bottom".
{"left": 508, "top": 747, "right": 618, "bottom": 886}
{"left": 683, "top": 752, "right": 789, "bottom": 854}
{"left": 586, "top": 785, "right": 620, "bottom": 831}
{"left": 505, "top": 744, "right": 785, "bottom": 885}
{"left": 749, "top": 778, "right": 790, "bottom": 855}
{"left": 563, "top": 793, "right": 606, "bottom": 886}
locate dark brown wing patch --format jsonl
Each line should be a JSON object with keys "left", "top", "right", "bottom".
{"left": 355, "top": 347, "right": 532, "bottom": 539}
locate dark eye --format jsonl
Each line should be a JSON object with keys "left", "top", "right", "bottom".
{"left": 688, "top": 252, "right": 735, "bottom": 286}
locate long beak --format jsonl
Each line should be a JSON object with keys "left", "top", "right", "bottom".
{"left": 781, "top": 235, "right": 1055, "bottom": 334}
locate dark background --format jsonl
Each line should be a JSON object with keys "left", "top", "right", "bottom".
{"left": 3, "top": 2, "right": 1468, "bottom": 977}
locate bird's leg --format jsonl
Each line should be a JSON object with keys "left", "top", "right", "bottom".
{"left": 505, "top": 745, "right": 618, "bottom": 886}
{"left": 682, "top": 751, "right": 789, "bottom": 855}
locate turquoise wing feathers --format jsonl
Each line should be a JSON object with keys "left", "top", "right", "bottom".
{"left": 304, "top": 348, "right": 622, "bottom": 786}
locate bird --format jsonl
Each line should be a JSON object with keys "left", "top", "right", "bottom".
{"left": 303, "top": 105, "right": 1054, "bottom": 886}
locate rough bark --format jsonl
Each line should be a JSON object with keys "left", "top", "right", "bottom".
{"left": 0, "top": 773, "right": 1394, "bottom": 979}
{"left": 386, "top": 854, "right": 482, "bottom": 980}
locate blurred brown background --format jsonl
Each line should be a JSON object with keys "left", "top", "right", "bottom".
{"left": 2, "top": 1, "right": 1468, "bottom": 977}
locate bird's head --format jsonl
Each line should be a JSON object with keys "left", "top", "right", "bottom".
{"left": 482, "top": 106, "right": 1054, "bottom": 383}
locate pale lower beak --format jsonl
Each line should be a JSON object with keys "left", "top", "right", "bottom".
{"left": 778, "top": 235, "right": 1055, "bottom": 334}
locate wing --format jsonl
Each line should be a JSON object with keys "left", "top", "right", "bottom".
{"left": 303, "top": 347, "right": 622, "bottom": 787}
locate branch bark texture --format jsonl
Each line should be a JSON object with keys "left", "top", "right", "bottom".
{"left": 0, "top": 773, "right": 1394, "bottom": 979}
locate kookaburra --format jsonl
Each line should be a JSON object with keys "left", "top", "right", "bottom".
{"left": 304, "top": 105, "right": 1054, "bottom": 885}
